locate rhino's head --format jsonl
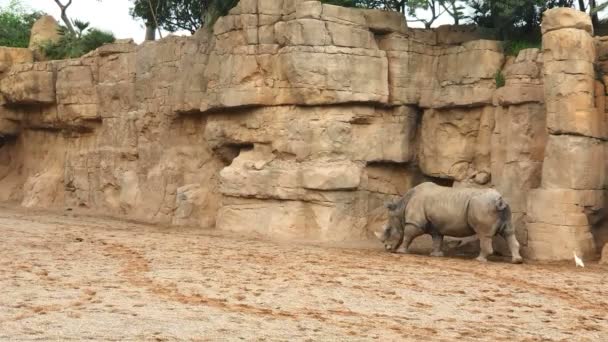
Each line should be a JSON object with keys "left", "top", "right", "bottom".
{"left": 374, "top": 199, "right": 405, "bottom": 252}
{"left": 374, "top": 224, "right": 402, "bottom": 252}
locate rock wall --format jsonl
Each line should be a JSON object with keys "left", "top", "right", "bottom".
{"left": 0, "top": 1, "right": 606, "bottom": 260}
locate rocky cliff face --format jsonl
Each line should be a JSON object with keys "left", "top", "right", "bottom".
{"left": 0, "top": 1, "right": 606, "bottom": 260}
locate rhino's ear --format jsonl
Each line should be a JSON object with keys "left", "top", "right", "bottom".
{"left": 384, "top": 200, "right": 398, "bottom": 211}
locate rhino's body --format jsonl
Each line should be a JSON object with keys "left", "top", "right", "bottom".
{"left": 377, "top": 182, "right": 523, "bottom": 263}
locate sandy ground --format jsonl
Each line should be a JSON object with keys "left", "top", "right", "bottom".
{"left": 0, "top": 205, "right": 607, "bottom": 341}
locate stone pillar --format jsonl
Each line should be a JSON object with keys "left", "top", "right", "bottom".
{"left": 527, "top": 8, "right": 604, "bottom": 260}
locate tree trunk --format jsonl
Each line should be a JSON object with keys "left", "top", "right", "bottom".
{"left": 60, "top": 11, "right": 75, "bottom": 35}
{"left": 590, "top": 0, "right": 600, "bottom": 29}
{"left": 578, "top": 0, "right": 586, "bottom": 12}
{"left": 451, "top": 1, "right": 459, "bottom": 25}
{"left": 145, "top": 25, "right": 156, "bottom": 41}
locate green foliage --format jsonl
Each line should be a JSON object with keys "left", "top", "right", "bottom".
{"left": 494, "top": 70, "right": 505, "bottom": 88}
{"left": 0, "top": 0, "right": 42, "bottom": 48}
{"left": 130, "top": 0, "right": 240, "bottom": 35}
{"left": 503, "top": 39, "right": 541, "bottom": 56}
{"left": 41, "top": 24, "right": 115, "bottom": 60}
{"left": 466, "top": 0, "right": 575, "bottom": 40}
{"left": 203, "top": 0, "right": 240, "bottom": 29}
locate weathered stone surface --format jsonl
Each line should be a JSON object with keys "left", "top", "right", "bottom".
{"left": 28, "top": 15, "right": 62, "bottom": 49}
{"left": 1, "top": 2, "right": 604, "bottom": 262}
{"left": 601, "top": 243, "right": 608, "bottom": 264}
{"left": 527, "top": 189, "right": 604, "bottom": 226}
{"left": 419, "top": 107, "right": 493, "bottom": 181}
{"left": 526, "top": 223, "right": 596, "bottom": 260}
{"left": 435, "top": 24, "right": 483, "bottom": 45}
{"left": 0, "top": 63, "right": 55, "bottom": 104}
{"left": 0, "top": 48, "right": 33, "bottom": 74}
{"left": 0, "top": 118, "right": 19, "bottom": 137}
{"left": 495, "top": 48, "right": 544, "bottom": 106}
{"left": 56, "top": 64, "right": 99, "bottom": 122}
{"left": 206, "top": 105, "right": 418, "bottom": 163}
{"left": 360, "top": 8, "right": 407, "bottom": 34}
{"left": 542, "top": 28, "right": 595, "bottom": 63}
{"left": 541, "top": 7, "right": 593, "bottom": 35}
{"left": 541, "top": 135, "right": 605, "bottom": 190}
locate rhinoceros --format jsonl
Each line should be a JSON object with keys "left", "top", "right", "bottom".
{"left": 375, "top": 182, "right": 523, "bottom": 264}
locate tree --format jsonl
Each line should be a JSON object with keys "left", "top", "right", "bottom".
{"left": 441, "top": 0, "right": 465, "bottom": 24}
{"left": 130, "top": 0, "right": 240, "bottom": 41}
{"left": 406, "top": 0, "right": 449, "bottom": 28}
{"left": 0, "top": 0, "right": 42, "bottom": 48}
{"left": 52, "top": 0, "right": 75, "bottom": 35}
{"left": 41, "top": 20, "right": 115, "bottom": 59}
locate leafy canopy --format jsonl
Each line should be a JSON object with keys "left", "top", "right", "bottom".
{"left": 129, "top": 0, "right": 239, "bottom": 34}
{"left": 41, "top": 20, "right": 115, "bottom": 60}
{"left": 0, "top": 0, "right": 42, "bottom": 48}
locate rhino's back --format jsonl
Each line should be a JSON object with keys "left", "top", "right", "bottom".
{"left": 407, "top": 184, "right": 491, "bottom": 237}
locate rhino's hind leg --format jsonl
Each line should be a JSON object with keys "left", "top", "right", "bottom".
{"left": 501, "top": 231, "right": 523, "bottom": 264}
{"left": 430, "top": 234, "right": 444, "bottom": 257}
{"left": 476, "top": 236, "right": 493, "bottom": 262}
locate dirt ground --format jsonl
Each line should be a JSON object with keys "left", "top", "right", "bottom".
{"left": 0, "top": 205, "right": 607, "bottom": 341}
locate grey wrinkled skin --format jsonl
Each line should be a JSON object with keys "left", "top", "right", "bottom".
{"left": 375, "top": 182, "right": 523, "bottom": 264}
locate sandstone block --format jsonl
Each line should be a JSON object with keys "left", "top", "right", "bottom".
{"left": 385, "top": 49, "right": 436, "bottom": 105}
{"left": 295, "top": 1, "right": 322, "bottom": 19}
{"left": 217, "top": 196, "right": 369, "bottom": 242}
{"left": 172, "top": 184, "right": 209, "bottom": 227}
{"left": 542, "top": 28, "right": 595, "bottom": 62}
{"left": 541, "top": 135, "right": 605, "bottom": 190}
{"left": 321, "top": 4, "right": 367, "bottom": 27}
{"left": 601, "top": 243, "right": 608, "bottom": 264}
{"left": 0, "top": 67, "right": 55, "bottom": 105}
{"left": 0, "top": 118, "right": 19, "bottom": 137}
{"left": 435, "top": 25, "right": 483, "bottom": 45}
{"left": 494, "top": 84, "right": 544, "bottom": 106}
{"left": 421, "top": 81, "right": 496, "bottom": 109}
{"left": 419, "top": 107, "right": 483, "bottom": 180}
{"left": 527, "top": 189, "right": 604, "bottom": 226}
{"left": 436, "top": 42, "right": 504, "bottom": 83}
{"left": 301, "top": 161, "right": 362, "bottom": 190}
{"left": 0, "top": 47, "right": 33, "bottom": 74}
{"left": 28, "top": 15, "right": 62, "bottom": 49}
{"left": 526, "top": 223, "right": 596, "bottom": 260}
{"left": 361, "top": 9, "right": 407, "bottom": 34}
{"left": 274, "top": 19, "right": 331, "bottom": 46}
{"left": 541, "top": 7, "right": 593, "bottom": 34}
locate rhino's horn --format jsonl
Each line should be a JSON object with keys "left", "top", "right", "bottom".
{"left": 374, "top": 231, "right": 383, "bottom": 239}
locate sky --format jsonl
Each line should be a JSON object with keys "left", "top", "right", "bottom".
{"left": 2, "top": 0, "right": 454, "bottom": 44}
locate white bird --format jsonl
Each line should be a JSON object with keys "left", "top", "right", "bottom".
{"left": 573, "top": 251, "right": 585, "bottom": 268}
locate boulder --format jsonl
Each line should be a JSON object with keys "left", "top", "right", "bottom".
{"left": 542, "top": 28, "right": 595, "bottom": 62}
{"left": 28, "top": 15, "right": 62, "bottom": 50}
{"left": 360, "top": 8, "right": 407, "bottom": 34}
{"left": 0, "top": 47, "right": 33, "bottom": 74}
{"left": 0, "top": 64, "right": 55, "bottom": 105}
{"left": 527, "top": 189, "right": 605, "bottom": 227}
{"left": 526, "top": 223, "right": 596, "bottom": 261}
{"left": 541, "top": 135, "right": 605, "bottom": 190}
{"left": 541, "top": 7, "right": 593, "bottom": 35}
{"left": 419, "top": 107, "right": 484, "bottom": 181}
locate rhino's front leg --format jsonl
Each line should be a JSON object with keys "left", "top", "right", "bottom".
{"left": 395, "top": 235, "right": 414, "bottom": 254}
{"left": 396, "top": 224, "right": 424, "bottom": 254}
{"left": 430, "top": 233, "right": 444, "bottom": 257}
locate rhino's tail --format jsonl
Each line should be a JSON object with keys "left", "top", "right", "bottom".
{"left": 495, "top": 197, "right": 512, "bottom": 236}
{"left": 495, "top": 197, "right": 508, "bottom": 211}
